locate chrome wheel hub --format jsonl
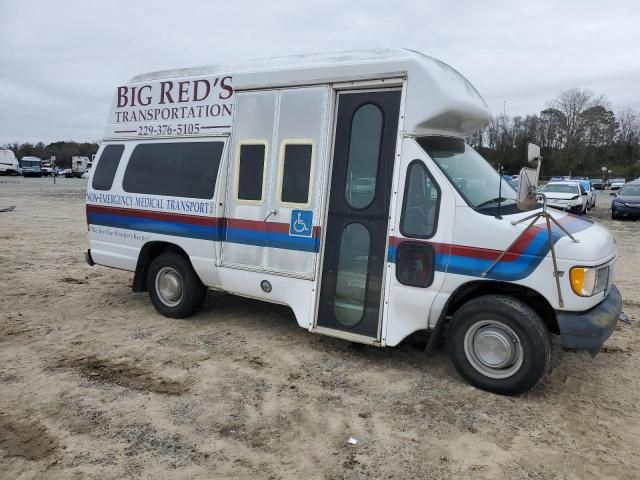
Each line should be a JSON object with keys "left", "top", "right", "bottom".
{"left": 463, "top": 320, "right": 524, "bottom": 379}
{"left": 155, "top": 266, "right": 183, "bottom": 307}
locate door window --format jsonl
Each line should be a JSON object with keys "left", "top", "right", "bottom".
{"left": 345, "top": 104, "right": 383, "bottom": 209}
{"left": 279, "top": 141, "right": 313, "bottom": 206}
{"left": 235, "top": 142, "right": 267, "bottom": 203}
{"left": 334, "top": 223, "right": 370, "bottom": 326}
{"left": 400, "top": 160, "right": 440, "bottom": 238}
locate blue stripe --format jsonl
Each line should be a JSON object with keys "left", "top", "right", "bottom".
{"left": 88, "top": 212, "right": 319, "bottom": 253}
{"left": 225, "top": 228, "right": 319, "bottom": 252}
{"left": 388, "top": 226, "right": 568, "bottom": 282}
{"left": 88, "top": 212, "right": 223, "bottom": 241}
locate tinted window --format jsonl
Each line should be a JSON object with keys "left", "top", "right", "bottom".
{"left": 400, "top": 161, "right": 440, "bottom": 238}
{"left": 281, "top": 143, "right": 312, "bottom": 204}
{"left": 396, "top": 242, "right": 435, "bottom": 288}
{"left": 123, "top": 142, "right": 223, "bottom": 199}
{"left": 92, "top": 145, "right": 124, "bottom": 191}
{"left": 237, "top": 144, "right": 266, "bottom": 201}
{"left": 620, "top": 185, "right": 640, "bottom": 196}
{"left": 335, "top": 223, "right": 370, "bottom": 326}
{"left": 345, "top": 104, "right": 383, "bottom": 209}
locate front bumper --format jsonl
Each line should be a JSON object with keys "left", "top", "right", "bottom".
{"left": 612, "top": 204, "right": 640, "bottom": 218}
{"left": 557, "top": 284, "right": 622, "bottom": 352}
{"left": 548, "top": 202, "right": 582, "bottom": 213}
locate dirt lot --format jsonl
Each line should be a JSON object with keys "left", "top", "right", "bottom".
{"left": 1, "top": 177, "right": 639, "bottom": 479}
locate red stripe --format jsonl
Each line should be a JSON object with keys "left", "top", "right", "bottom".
{"left": 226, "top": 218, "right": 321, "bottom": 237}
{"left": 86, "top": 205, "right": 321, "bottom": 237}
{"left": 389, "top": 231, "right": 540, "bottom": 262}
{"left": 86, "top": 204, "right": 222, "bottom": 227}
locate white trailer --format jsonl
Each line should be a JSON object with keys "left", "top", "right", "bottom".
{"left": 68, "top": 156, "right": 90, "bottom": 178}
{"left": 0, "top": 150, "right": 20, "bottom": 175}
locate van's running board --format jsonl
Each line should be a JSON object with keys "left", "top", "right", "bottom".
{"left": 311, "top": 326, "right": 381, "bottom": 346}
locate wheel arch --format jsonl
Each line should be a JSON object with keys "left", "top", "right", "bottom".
{"left": 427, "top": 280, "right": 558, "bottom": 351}
{"left": 132, "top": 241, "right": 193, "bottom": 292}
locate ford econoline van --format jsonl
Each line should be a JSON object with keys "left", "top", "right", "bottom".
{"left": 85, "top": 49, "right": 621, "bottom": 395}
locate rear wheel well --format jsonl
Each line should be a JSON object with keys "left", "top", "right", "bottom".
{"left": 442, "top": 281, "right": 558, "bottom": 335}
{"left": 132, "top": 242, "right": 191, "bottom": 292}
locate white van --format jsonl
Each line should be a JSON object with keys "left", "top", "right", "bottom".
{"left": 85, "top": 49, "right": 621, "bottom": 395}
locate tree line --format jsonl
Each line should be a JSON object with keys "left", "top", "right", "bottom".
{"left": 467, "top": 88, "right": 640, "bottom": 179}
{"left": 0, "top": 141, "right": 99, "bottom": 168}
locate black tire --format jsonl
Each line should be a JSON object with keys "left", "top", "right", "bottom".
{"left": 146, "top": 252, "right": 207, "bottom": 318}
{"left": 447, "top": 295, "right": 551, "bottom": 395}
{"left": 611, "top": 211, "right": 618, "bottom": 220}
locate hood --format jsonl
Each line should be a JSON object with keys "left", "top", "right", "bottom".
{"left": 544, "top": 192, "right": 580, "bottom": 200}
{"left": 614, "top": 194, "right": 640, "bottom": 205}
{"left": 506, "top": 209, "right": 616, "bottom": 264}
{"left": 527, "top": 212, "right": 616, "bottom": 263}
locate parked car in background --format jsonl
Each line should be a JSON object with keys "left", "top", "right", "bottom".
{"left": 610, "top": 178, "right": 626, "bottom": 190}
{"left": 611, "top": 181, "right": 640, "bottom": 219}
{"left": 539, "top": 181, "right": 587, "bottom": 214}
{"left": 570, "top": 179, "right": 596, "bottom": 210}
{"left": 590, "top": 179, "right": 604, "bottom": 190}
{"left": 507, "top": 177, "right": 519, "bottom": 191}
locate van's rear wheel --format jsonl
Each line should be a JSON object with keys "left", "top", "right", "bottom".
{"left": 147, "top": 252, "right": 206, "bottom": 318}
{"left": 447, "top": 295, "right": 550, "bottom": 395}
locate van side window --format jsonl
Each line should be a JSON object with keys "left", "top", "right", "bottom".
{"left": 279, "top": 141, "right": 313, "bottom": 206}
{"left": 123, "top": 142, "right": 224, "bottom": 199}
{"left": 345, "top": 103, "right": 383, "bottom": 210}
{"left": 400, "top": 160, "right": 440, "bottom": 238}
{"left": 236, "top": 142, "right": 267, "bottom": 203}
{"left": 92, "top": 145, "right": 124, "bottom": 191}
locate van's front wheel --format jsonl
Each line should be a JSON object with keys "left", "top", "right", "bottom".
{"left": 447, "top": 295, "right": 550, "bottom": 395}
{"left": 147, "top": 252, "right": 206, "bottom": 318}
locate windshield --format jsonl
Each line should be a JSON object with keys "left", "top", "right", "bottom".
{"left": 416, "top": 136, "right": 517, "bottom": 210}
{"left": 22, "top": 160, "right": 40, "bottom": 168}
{"left": 541, "top": 184, "right": 579, "bottom": 194}
{"left": 619, "top": 185, "right": 640, "bottom": 196}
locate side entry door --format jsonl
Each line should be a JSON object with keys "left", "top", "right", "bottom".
{"left": 316, "top": 90, "right": 401, "bottom": 339}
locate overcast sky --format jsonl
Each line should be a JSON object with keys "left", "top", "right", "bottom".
{"left": 1, "top": 0, "right": 639, "bottom": 144}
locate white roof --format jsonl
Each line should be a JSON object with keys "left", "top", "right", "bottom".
{"left": 109, "top": 48, "right": 491, "bottom": 139}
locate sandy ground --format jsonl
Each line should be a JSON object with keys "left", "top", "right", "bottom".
{"left": 1, "top": 176, "right": 639, "bottom": 480}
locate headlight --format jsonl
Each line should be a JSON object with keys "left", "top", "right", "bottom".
{"left": 570, "top": 265, "right": 609, "bottom": 297}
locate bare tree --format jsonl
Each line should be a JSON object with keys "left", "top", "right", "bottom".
{"left": 550, "top": 88, "right": 596, "bottom": 148}
{"left": 617, "top": 109, "right": 640, "bottom": 145}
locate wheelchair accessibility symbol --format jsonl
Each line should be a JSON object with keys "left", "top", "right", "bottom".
{"left": 289, "top": 210, "right": 313, "bottom": 238}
